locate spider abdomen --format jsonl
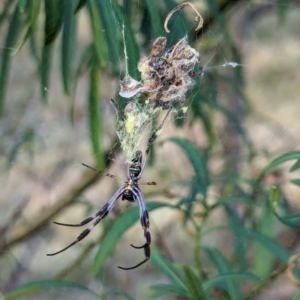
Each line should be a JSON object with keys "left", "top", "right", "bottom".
{"left": 122, "top": 189, "right": 135, "bottom": 202}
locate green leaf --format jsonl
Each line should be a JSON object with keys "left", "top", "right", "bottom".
{"left": 239, "top": 227, "right": 290, "bottom": 263}
{"left": 178, "top": 178, "right": 199, "bottom": 224}
{"left": 203, "top": 273, "right": 262, "bottom": 291}
{"left": 0, "top": 4, "right": 21, "bottom": 115}
{"left": 276, "top": 0, "right": 289, "bottom": 24}
{"left": 292, "top": 290, "right": 300, "bottom": 300}
{"left": 61, "top": 0, "right": 77, "bottom": 94}
{"left": 0, "top": 0, "right": 40, "bottom": 115}
{"left": 40, "top": 44, "right": 54, "bottom": 101}
{"left": 112, "top": 2, "right": 140, "bottom": 79}
{"left": 144, "top": 0, "right": 164, "bottom": 39}
{"left": 44, "top": 0, "right": 64, "bottom": 46}
{"left": 269, "top": 186, "right": 300, "bottom": 227}
{"left": 106, "top": 290, "right": 135, "bottom": 300}
{"left": 88, "top": 64, "right": 104, "bottom": 168}
{"left": 203, "top": 226, "right": 290, "bottom": 264}
{"left": 257, "top": 151, "right": 300, "bottom": 183}
{"left": 74, "top": 0, "right": 88, "bottom": 13}
{"left": 290, "top": 159, "right": 300, "bottom": 172}
{"left": 291, "top": 179, "right": 300, "bottom": 187}
{"left": 253, "top": 204, "right": 274, "bottom": 278}
{"left": 4, "top": 280, "right": 99, "bottom": 300}
{"left": 168, "top": 137, "right": 209, "bottom": 197}
{"left": 18, "top": 0, "right": 27, "bottom": 11}
{"left": 93, "top": 0, "right": 121, "bottom": 72}
{"left": 204, "top": 0, "right": 231, "bottom": 44}
{"left": 14, "top": 0, "right": 40, "bottom": 54}
{"left": 192, "top": 100, "right": 216, "bottom": 146}
{"left": 91, "top": 202, "right": 172, "bottom": 274}
{"left": 204, "top": 248, "right": 241, "bottom": 300}
{"left": 92, "top": 0, "right": 139, "bottom": 77}
{"left": 151, "top": 249, "right": 186, "bottom": 291}
{"left": 149, "top": 284, "right": 188, "bottom": 299}
{"left": 223, "top": 205, "right": 247, "bottom": 272}
{"left": 41, "top": 0, "right": 64, "bottom": 100}
{"left": 182, "top": 265, "right": 207, "bottom": 300}
{"left": 88, "top": 0, "right": 106, "bottom": 68}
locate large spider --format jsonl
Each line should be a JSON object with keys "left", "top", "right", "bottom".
{"left": 47, "top": 109, "right": 171, "bottom": 270}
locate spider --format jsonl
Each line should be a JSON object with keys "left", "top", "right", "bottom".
{"left": 47, "top": 108, "right": 171, "bottom": 270}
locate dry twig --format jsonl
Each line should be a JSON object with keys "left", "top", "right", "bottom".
{"left": 164, "top": 2, "right": 203, "bottom": 33}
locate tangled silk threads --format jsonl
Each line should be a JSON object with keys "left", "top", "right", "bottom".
{"left": 117, "top": 36, "right": 202, "bottom": 162}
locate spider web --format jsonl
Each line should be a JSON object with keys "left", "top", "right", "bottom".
{"left": 1, "top": 1, "right": 299, "bottom": 300}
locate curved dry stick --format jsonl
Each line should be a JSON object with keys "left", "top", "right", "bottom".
{"left": 164, "top": 2, "right": 204, "bottom": 33}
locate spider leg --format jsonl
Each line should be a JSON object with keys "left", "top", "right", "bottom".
{"left": 53, "top": 203, "right": 110, "bottom": 227}
{"left": 46, "top": 225, "right": 93, "bottom": 256}
{"left": 138, "top": 181, "right": 156, "bottom": 186}
{"left": 82, "top": 163, "right": 124, "bottom": 181}
{"left": 47, "top": 188, "right": 124, "bottom": 256}
{"left": 118, "top": 189, "right": 151, "bottom": 270}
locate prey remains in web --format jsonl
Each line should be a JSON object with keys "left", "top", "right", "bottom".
{"left": 117, "top": 2, "right": 204, "bottom": 163}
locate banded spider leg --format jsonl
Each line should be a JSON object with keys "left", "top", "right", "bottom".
{"left": 47, "top": 108, "right": 171, "bottom": 270}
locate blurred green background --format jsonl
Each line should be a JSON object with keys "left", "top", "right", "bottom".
{"left": 1, "top": 0, "right": 300, "bottom": 299}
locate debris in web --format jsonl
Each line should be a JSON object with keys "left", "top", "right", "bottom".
{"left": 117, "top": 2, "right": 204, "bottom": 162}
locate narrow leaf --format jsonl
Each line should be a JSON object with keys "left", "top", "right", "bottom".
{"left": 61, "top": 0, "right": 77, "bottom": 94}
{"left": 112, "top": 2, "right": 140, "bottom": 79}
{"left": 13, "top": 0, "right": 40, "bottom": 55}
{"left": 88, "top": 64, "right": 104, "bottom": 168}
{"left": 224, "top": 205, "right": 247, "bottom": 271}
{"left": 44, "top": 0, "right": 64, "bottom": 46}
{"left": 253, "top": 205, "right": 274, "bottom": 277}
{"left": 149, "top": 284, "right": 188, "bottom": 299}
{"left": 239, "top": 227, "right": 290, "bottom": 263}
{"left": 203, "top": 273, "right": 262, "bottom": 291}
{"left": 204, "top": 248, "right": 241, "bottom": 300}
{"left": 0, "top": 4, "right": 23, "bottom": 115}
{"left": 144, "top": 0, "right": 164, "bottom": 39}
{"left": 5, "top": 280, "right": 99, "bottom": 300}
{"left": 182, "top": 265, "right": 207, "bottom": 300}
{"left": 91, "top": 202, "right": 172, "bottom": 274}
{"left": 203, "top": 226, "right": 290, "bottom": 264}
{"left": 74, "top": 0, "right": 88, "bottom": 13}
{"left": 93, "top": 0, "right": 121, "bottom": 72}
{"left": 18, "top": 0, "right": 27, "bottom": 11}
{"left": 40, "top": 44, "right": 54, "bottom": 100}
{"left": 292, "top": 290, "right": 300, "bottom": 300}
{"left": 290, "top": 179, "right": 300, "bottom": 187}
{"left": 107, "top": 291, "right": 135, "bottom": 300}
{"left": 151, "top": 249, "right": 186, "bottom": 291}
{"left": 41, "top": 0, "right": 64, "bottom": 100}
{"left": 168, "top": 137, "right": 209, "bottom": 197}
{"left": 88, "top": 0, "right": 106, "bottom": 68}
{"left": 257, "top": 151, "right": 300, "bottom": 182}
{"left": 0, "top": 0, "right": 40, "bottom": 113}
{"left": 290, "top": 159, "right": 300, "bottom": 172}
{"left": 276, "top": 0, "right": 289, "bottom": 24}
{"left": 269, "top": 186, "right": 300, "bottom": 227}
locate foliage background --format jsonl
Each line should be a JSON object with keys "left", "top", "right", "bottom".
{"left": 0, "top": 0, "right": 300, "bottom": 299}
